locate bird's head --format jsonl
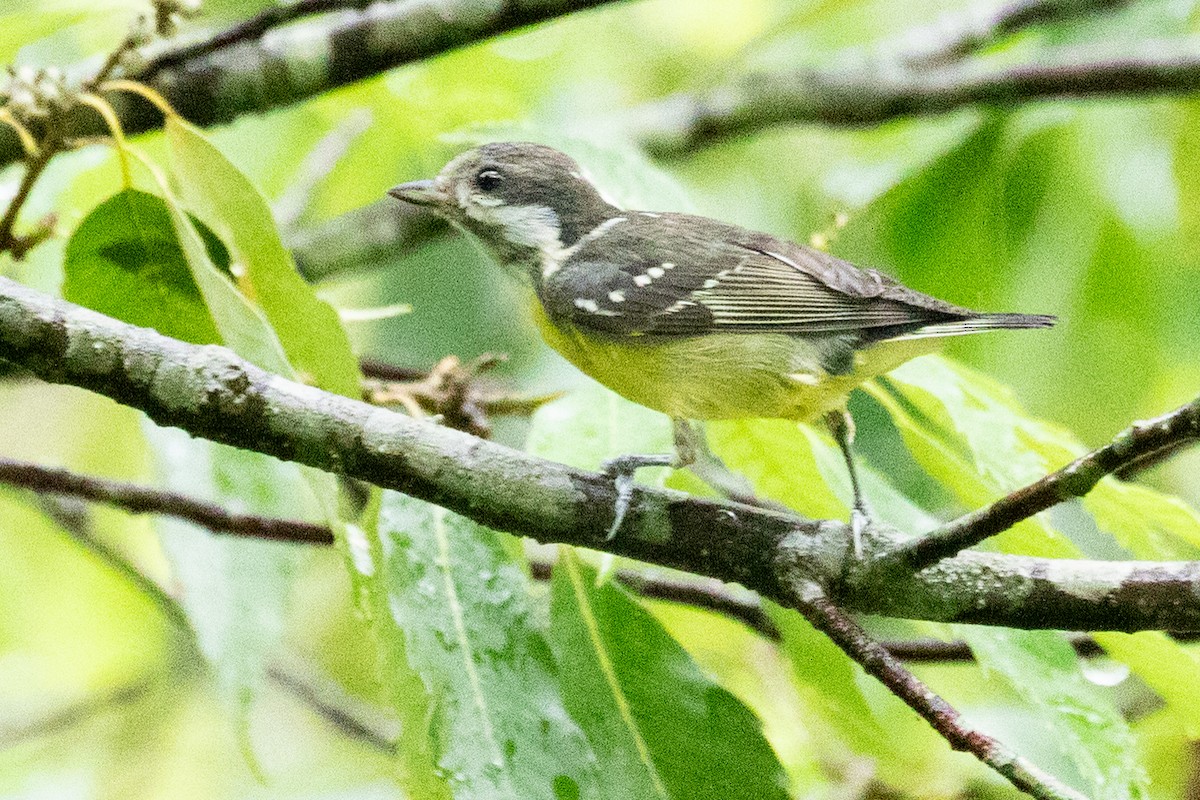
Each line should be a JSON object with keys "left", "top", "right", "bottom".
{"left": 389, "top": 142, "right": 620, "bottom": 277}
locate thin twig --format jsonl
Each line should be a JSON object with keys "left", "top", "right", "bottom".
{"left": 36, "top": 493, "right": 195, "bottom": 634}
{"left": 83, "top": 32, "right": 142, "bottom": 92}
{"left": 364, "top": 354, "right": 501, "bottom": 437}
{"left": 880, "top": 394, "right": 1200, "bottom": 575}
{"left": 0, "top": 145, "right": 54, "bottom": 256}
{"left": 267, "top": 658, "right": 399, "bottom": 753}
{"left": 0, "top": 672, "right": 159, "bottom": 746}
{"left": 0, "top": 457, "right": 334, "bottom": 544}
{"left": 0, "top": 31, "right": 141, "bottom": 258}
{"left": 363, "top": 354, "right": 558, "bottom": 438}
{"left": 359, "top": 357, "right": 429, "bottom": 383}
{"left": 787, "top": 581, "right": 1088, "bottom": 800}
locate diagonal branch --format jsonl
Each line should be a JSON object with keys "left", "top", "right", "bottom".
{"left": 785, "top": 580, "right": 1088, "bottom": 800}
{"left": 879, "top": 396, "right": 1200, "bottom": 575}
{"left": 2, "top": 275, "right": 1200, "bottom": 633}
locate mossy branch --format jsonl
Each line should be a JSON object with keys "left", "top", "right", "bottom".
{"left": 1, "top": 275, "right": 1198, "bottom": 634}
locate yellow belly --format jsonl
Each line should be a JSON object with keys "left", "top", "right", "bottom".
{"left": 529, "top": 302, "right": 941, "bottom": 421}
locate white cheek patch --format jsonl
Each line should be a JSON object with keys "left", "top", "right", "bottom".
{"left": 468, "top": 202, "right": 563, "bottom": 251}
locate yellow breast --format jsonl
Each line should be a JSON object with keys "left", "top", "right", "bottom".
{"left": 527, "top": 298, "right": 941, "bottom": 421}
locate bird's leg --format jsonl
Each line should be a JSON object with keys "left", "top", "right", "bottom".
{"left": 600, "top": 431, "right": 683, "bottom": 540}
{"left": 602, "top": 418, "right": 793, "bottom": 540}
{"left": 675, "top": 420, "right": 789, "bottom": 512}
{"left": 824, "top": 408, "right": 869, "bottom": 559}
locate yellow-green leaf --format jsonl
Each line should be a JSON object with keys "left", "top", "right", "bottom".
{"left": 166, "top": 117, "right": 362, "bottom": 398}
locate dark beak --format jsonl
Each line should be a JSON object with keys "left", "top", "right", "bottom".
{"left": 387, "top": 179, "right": 442, "bottom": 206}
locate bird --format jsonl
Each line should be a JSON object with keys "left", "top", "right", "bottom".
{"left": 388, "top": 141, "right": 1054, "bottom": 550}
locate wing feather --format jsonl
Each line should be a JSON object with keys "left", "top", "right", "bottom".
{"left": 539, "top": 212, "right": 1052, "bottom": 340}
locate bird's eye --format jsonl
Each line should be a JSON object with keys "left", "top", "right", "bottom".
{"left": 476, "top": 169, "right": 503, "bottom": 192}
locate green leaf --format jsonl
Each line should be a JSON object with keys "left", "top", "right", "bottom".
{"left": 138, "top": 142, "right": 418, "bottom": 787}
{"left": 702, "top": 419, "right": 845, "bottom": 520}
{"left": 151, "top": 171, "right": 294, "bottom": 375}
{"left": 166, "top": 117, "right": 362, "bottom": 398}
{"left": 526, "top": 381, "right": 672, "bottom": 476}
{"left": 765, "top": 602, "right": 973, "bottom": 794}
{"left": 549, "top": 550, "right": 789, "bottom": 800}
{"left": 873, "top": 356, "right": 1200, "bottom": 746}
{"left": 963, "top": 629, "right": 1148, "bottom": 800}
{"left": 146, "top": 427, "right": 310, "bottom": 724}
{"left": 379, "top": 494, "right": 600, "bottom": 800}
{"left": 62, "top": 180, "right": 292, "bottom": 376}
{"left": 63, "top": 189, "right": 223, "bottom": 346}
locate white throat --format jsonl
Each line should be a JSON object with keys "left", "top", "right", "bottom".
{"left": 466, "top": 200, "right": 563, "bottom": 252}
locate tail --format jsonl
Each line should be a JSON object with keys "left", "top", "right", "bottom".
{"left": 889, "top": 312, "right": 1056, "bottom": 342}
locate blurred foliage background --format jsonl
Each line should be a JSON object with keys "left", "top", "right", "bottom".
{"left": 2, "top": 0, "right": 1200, "bottom": 798}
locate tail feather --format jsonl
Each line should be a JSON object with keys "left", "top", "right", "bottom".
{"left": 889, "top": 312, "right": 1056, "bottom": 342}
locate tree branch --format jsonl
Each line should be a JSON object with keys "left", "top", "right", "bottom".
{"left": 640, "top": 36, "right": 1200, "bottom": 154}
{"left": 2, "top": 276, "right": 1199, "bottom": 633}
{"left": 895, "top": 0, "right": 1134, "bottom": 66}
{"left": 0, "top": 0, "right": 631, "bottom": 170}
{"left": 0, "top": 0, "right": 1186, "bottom": 173}
{"left": 288, "top": 201, "right": 447, "bottom": 283}
{"left": 0, "top": 456, "right": 333, "bottom": 544}
{"left": 785, "top": 581, "right": 1087, "bottom": 800}
{"left": 140, "top": 0, "right": 378, "bottom": 75}
{"left": 0, "top": 145, "right": 55, "bottom": 257}
{"left": 879, "top": 396, "right": 1200, "bottom": 574}
{"left": 10, "top": 458, "right": 1192, "bottom": 659}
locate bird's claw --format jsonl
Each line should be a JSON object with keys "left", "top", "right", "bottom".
{"left": 600, "top": 454, "right": 674, "bottom": 540}
{"left": 606, "top": 470, "right": 636, "bottom": 541}
{"left": 850, "top": 505, "right": 869, "bottom": 560}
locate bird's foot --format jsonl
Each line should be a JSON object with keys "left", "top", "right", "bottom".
{"left": 600, "top": 453, "right": 674, "bottom": 540}
{"left": 850, "top": 505, "right": 869, "bottom": 560}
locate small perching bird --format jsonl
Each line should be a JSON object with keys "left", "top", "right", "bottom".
{"left": 390, "top": 142, "right": 1054, "bottom": 546}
